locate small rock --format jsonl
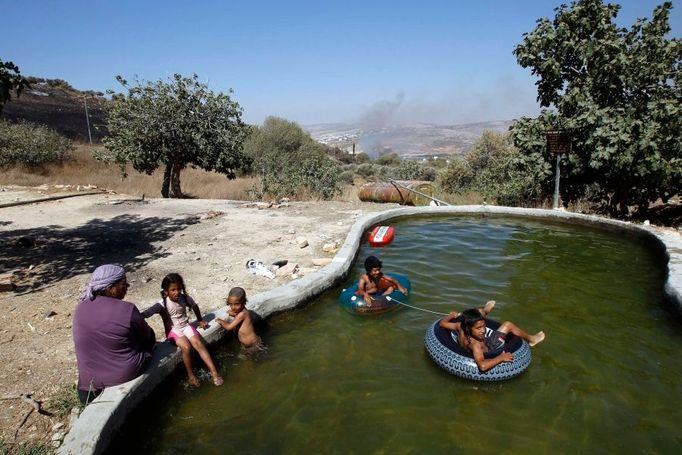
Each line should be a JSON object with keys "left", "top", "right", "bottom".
{"left": 322, "top": 242, "right": 339, "bottom": 253}
{"left": 312, "top": 258, "right": 333, "bottom": 267}
{"left": 288, "top": 228, "right": 296, "bottom": 235}
{"left": 51, "top": 431, "right": 64, "bottom": 442}
{"left": 296, "top": 237, "right": 309, "bottom": 248}
{"left": 43, "top": 310, "right": 57, "bottom": 319}
{"left": 0, "top": 272, "right": 16, "bottom": 292}
{"left": 275, "top": 263, "right": 299, "bottom": 278}
{"left": 52, "top": 422, "right": 65, "bottom": 431}
{"left": 142, "top": 276, "right": 152, "bottom": 283}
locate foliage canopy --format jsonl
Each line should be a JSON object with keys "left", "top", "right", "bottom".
{"left": 243, "top": 116, "right": 341, "bottom": 199}
{"left": 511, "top": 0, "right": 681, "bottom": 215}
{"left": 0, "top": 119, "right": 72, "bottom": 168}
{"left": 0, "top": 59, "right": 30, "bottom": 112}
{"left": 103, "top": 74, "right": 250, "bottom": 198}
{"left": 436, "top": 131, "right": 542, "bottom": 206}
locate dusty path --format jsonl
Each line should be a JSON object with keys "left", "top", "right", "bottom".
{"left": 0, "top": 185, "right": 391, "bottom": 450}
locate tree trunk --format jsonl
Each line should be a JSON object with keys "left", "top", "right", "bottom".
{"left": 615, "top": 191, "right": 630, "bottom": 218}
{"left": 161, "top": 164, "right": 171, "bottom": 198}
{"left": 169, "top": 162, "right": 183, "bottom": 198}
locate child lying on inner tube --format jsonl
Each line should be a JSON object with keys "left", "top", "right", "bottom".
{"left": 439, "top": 301, "right": 545, "bottom": 372}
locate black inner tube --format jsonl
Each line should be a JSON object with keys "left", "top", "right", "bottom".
{"left": 433, "top": 318, "right": 523, "bottom": 359}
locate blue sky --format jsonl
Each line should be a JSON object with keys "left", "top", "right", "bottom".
{"left": 2, "top": 0, "right": 679, "bottom": 126}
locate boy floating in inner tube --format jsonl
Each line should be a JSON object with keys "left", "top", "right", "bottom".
{"left": 439, "top": 301, "right": 545, "bottom": 372}
{"left": 357, "top": 255, "right": 408, "bottom": 307}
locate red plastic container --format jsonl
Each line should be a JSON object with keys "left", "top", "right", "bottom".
{"left": 368, "top": 225, "right": 395, "bottom": 247}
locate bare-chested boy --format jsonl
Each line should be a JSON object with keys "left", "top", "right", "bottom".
{"left": 357, "top": 255, "right": 408, "bottom": 306}
{"left": 439, "top": 301, "right": 545, "bottom": 372}
{"left": 215, "top": 287, "right": 263, "bottom": 353}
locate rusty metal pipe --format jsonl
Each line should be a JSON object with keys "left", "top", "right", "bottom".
{"left": 357, "top": 180, "right": 435, "bottom": 206}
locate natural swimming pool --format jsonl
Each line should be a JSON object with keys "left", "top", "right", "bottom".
{"left": 113, "top": 216, "right": 682, "bottom": 453}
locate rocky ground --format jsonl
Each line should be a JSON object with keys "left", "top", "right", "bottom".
{"left": 0, "top": 185, "right": 390, "bottom": 452}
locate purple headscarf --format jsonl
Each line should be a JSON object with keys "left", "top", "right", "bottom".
{"left": 82, "top": 264, "right": 126, "bottom": 301}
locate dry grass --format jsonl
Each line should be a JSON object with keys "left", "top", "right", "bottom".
{"left": 0, "top": 143, "right": 363, "bottom": 202}
{"left": 0, "top": 144, "right": 262, "bottom": 200}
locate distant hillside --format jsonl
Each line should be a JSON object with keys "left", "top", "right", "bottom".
{"left": 0, "top": 79, "right": 108, "bottom": 143}
{"left": 305, "top": 120, "right": 514, "bottom": 159}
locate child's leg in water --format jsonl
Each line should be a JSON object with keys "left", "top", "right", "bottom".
{"left": 174, "top": 336, "right": 199, "bottom": 386}
{"left": 189, "top": 335, "right": 223, "bottom": 386}
{"left": 497, "top": 321, "right": 545, "bottom": 347}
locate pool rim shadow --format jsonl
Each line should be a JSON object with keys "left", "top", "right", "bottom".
{"left": 58, "top": 205, "right": 682, "bottom": 455}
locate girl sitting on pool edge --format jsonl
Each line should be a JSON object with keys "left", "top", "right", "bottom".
{"left": 439, "top": 301, "right": 545, "bottom": 372}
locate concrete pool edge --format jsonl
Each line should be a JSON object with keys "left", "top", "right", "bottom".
{"left": 59, "top": 205, "right": 682, "bottom": 454}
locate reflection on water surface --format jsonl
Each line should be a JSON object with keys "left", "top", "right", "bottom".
{"left": 114, "top": 217, "right": 680, "bottom": 454}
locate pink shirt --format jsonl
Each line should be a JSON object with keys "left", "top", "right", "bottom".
{"left": 142, "top": 294, "right": 199, "bottom": 334}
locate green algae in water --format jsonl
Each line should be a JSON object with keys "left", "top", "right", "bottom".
{"left": 113, "top": 217, "right": 681, "bottom": 454}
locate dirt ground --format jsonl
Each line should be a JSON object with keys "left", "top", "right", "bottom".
{"left": 0, "top": 184, "right": 390, "bottom": 451}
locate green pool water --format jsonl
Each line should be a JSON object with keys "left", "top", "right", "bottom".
{"left": 113, "top": 216, "right": 681, "bottom": 454}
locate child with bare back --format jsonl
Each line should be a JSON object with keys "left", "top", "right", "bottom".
{"left": 357, "top": 255, "right": 408, "bottom": 307}
{"left": 215, "top": 287, "right": 263, "bottom": 353}
{"left": 439, "top": 301, "right": 545, "bottom": 373}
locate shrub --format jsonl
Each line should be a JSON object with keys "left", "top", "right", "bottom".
{"left": 355, "top": 152, "right": 370, "bottom": 164}
{"left": 436, "top": 157, "right": 473, "bottom": 194}
{"left": 376, "top": 152, "right": 401, "bottom": 166}
{"left": 46, "top": 78, "right": 74, "bottom": 91}
{"left": 244, "top": 117, "right": 340, "bottom": 199}
{"left": 0, "top": 120, "right": 72, "bottom": 168}
{"left": 323, "top": 144, "right": 355, "bottom": 164}
{"left": 338, "top": 170, "right": 355, "bottom": 184}
{"left": 389, "top": 160, "right": 437, "bottom": 181}
{"left": 436, "top": 131, "right": 544, "bottom": 206}
{"left": 356, "top": 163, "right": 375, "bottom": 177}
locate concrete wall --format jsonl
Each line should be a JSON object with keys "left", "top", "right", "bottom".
{"left": 59, "top": 206, "right": 682, "bottom": 454}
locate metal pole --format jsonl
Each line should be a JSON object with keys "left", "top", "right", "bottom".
{"left": 553, "top": 154, "right": 560, "bottom": 209}
{"left": 83, "top": 97, "right": 93, "bottom": 144}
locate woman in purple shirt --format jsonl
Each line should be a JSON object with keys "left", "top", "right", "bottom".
{"left": 73, "top": 265, "right": 156, "bottom": 404}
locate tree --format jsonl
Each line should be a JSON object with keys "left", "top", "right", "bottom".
{"left": 511, "top": 0, "right": 681, "bottom": 215}
{"left": 103, "top": 74, "right": 250, "bottom": 198}
{"left": 0, "top": 59, "right": 30, "bottom": 112}
{"left": 436, "top": 131, "right": 542, "bottom": 205}
{"left": 243, "top": 116, "right": 340, "bottom": 199}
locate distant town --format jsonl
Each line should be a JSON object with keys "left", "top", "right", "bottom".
{"left": 305, "top": 121, "right": 513, "bottom": 159}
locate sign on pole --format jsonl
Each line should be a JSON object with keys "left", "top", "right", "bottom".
{"left": 546, "top": 130, "right": 572, "bottom": 209}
